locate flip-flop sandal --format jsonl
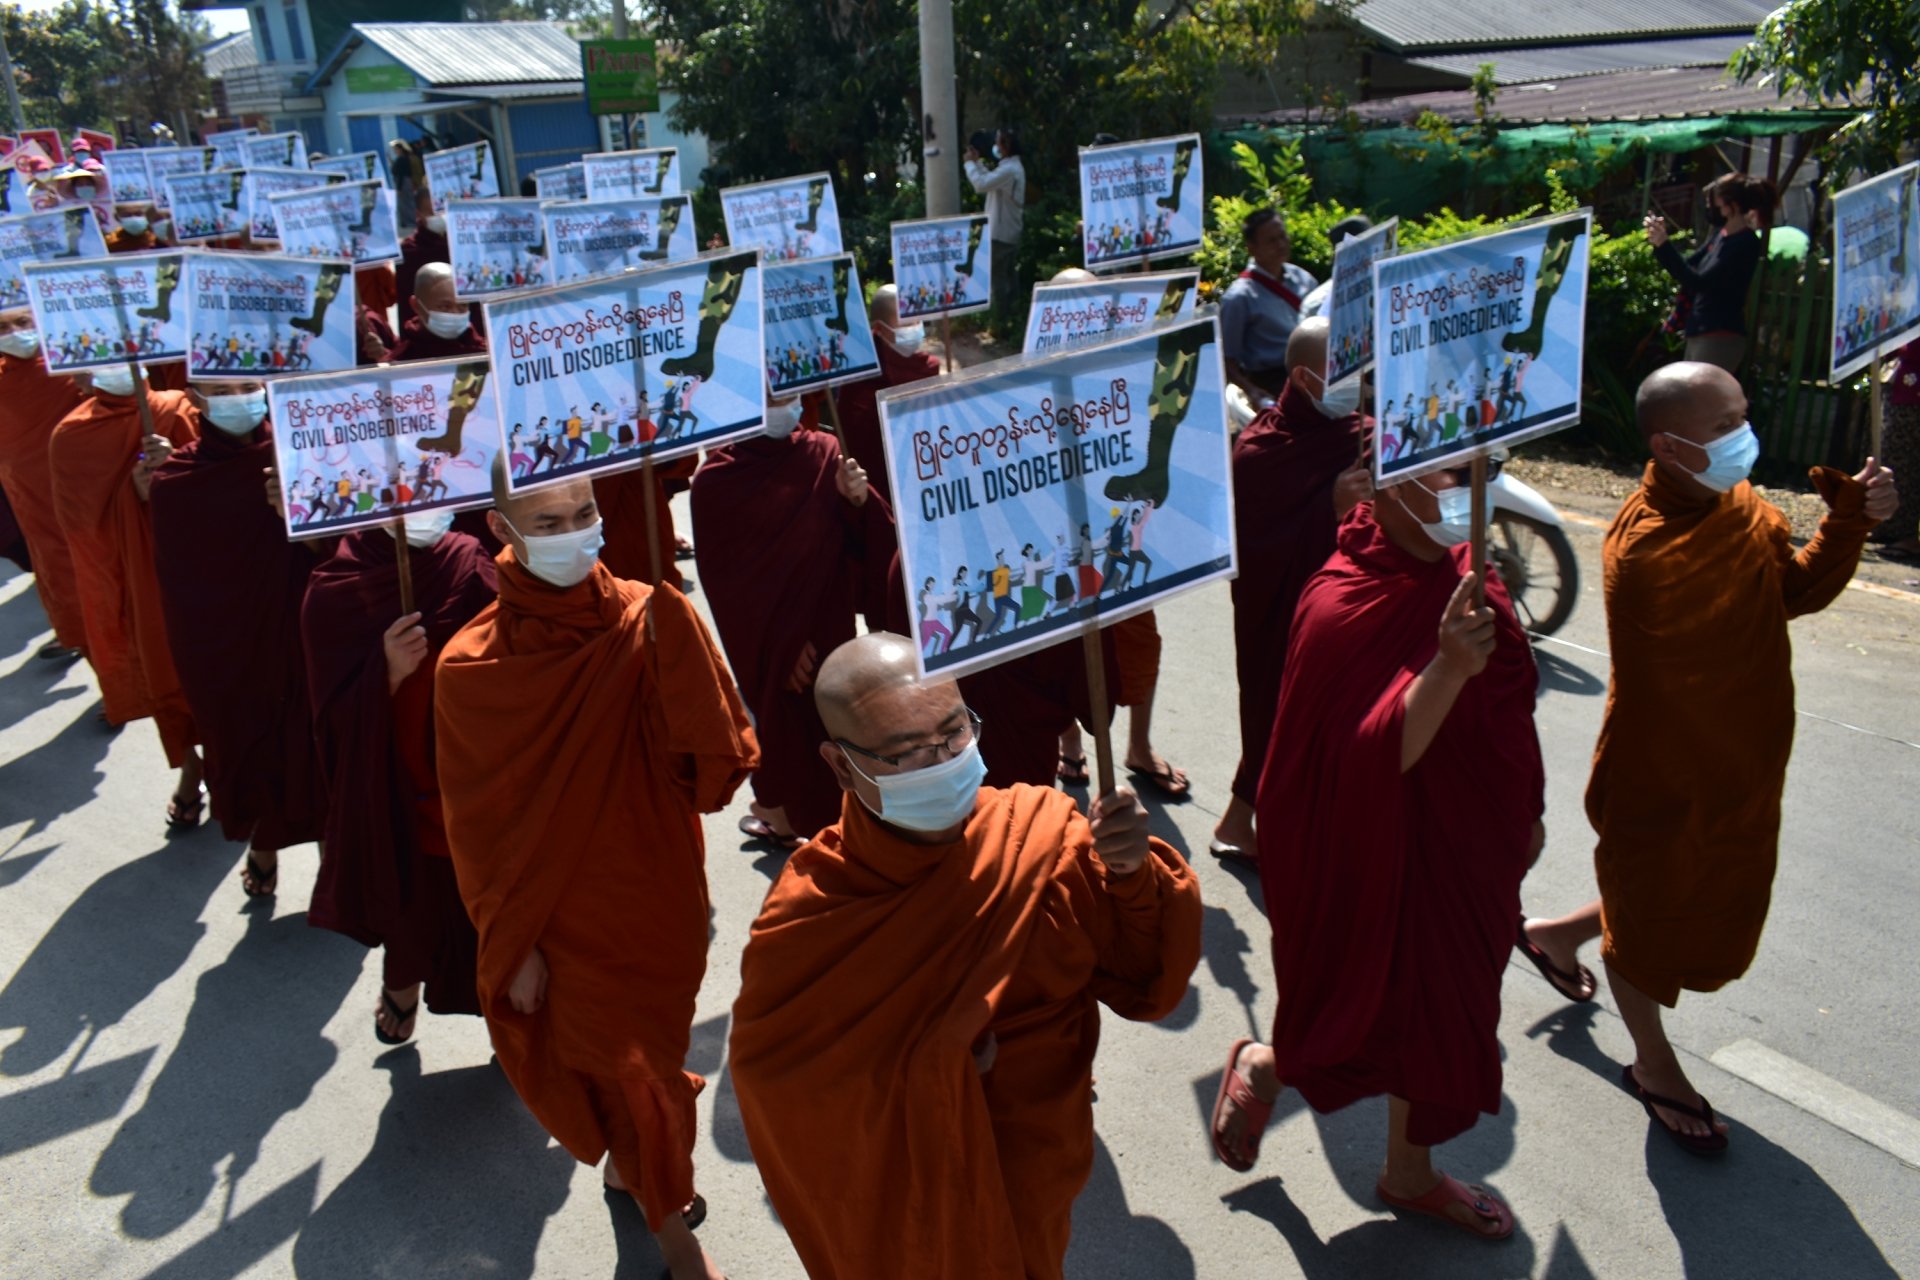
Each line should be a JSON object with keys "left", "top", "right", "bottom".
{"left": 682, "top": 1193, "right": 707, "bottom": 1231}
{"left": 1514, "top": 914, "right": 1597, "bottom": 1003}
{"left": 674, "top": 536, "right": 696, "bottom": 561}
{"left": 239, "top": 853, "right": 278, "bottom": 898}
{"left": 1377, "top": 1174, "right": 1515, "bottom": 1240}
{"left": 1056, "top": 753, "right": 1090, "bottom": 785}
{"left": 1208, "top": 1038, "right": 1275, "bottom": 1172}
{"left": 165, "top": 788, "right": 206, "bottom": 833}
{"left": 374, "top": 989, "right": 419, "bottom": 1046}
{"left": 1208, "top": 838, "right": 1258, "bottom": 869}
{"left": 1621, "top": 1062, "right": 1729, "bottom": 1156}
{"left": 1128, "top": 760, "right": 1191, "bottom": 800}
{"left": 35, "top": 641, "right": 82, "bottom": 663}
{"left": 738, "top": 814, "right": 804, "bottom": 850}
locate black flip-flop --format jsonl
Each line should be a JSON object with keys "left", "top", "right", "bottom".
{"left": 737, "top": 814, "right": 804, "bottom": 850}
{"left": 1621, "top": 1062, "right": 1729, "bottom": 1156}
{"left": 166, "top": 788, "right": 206, "bottom": 834}
{"left": 1514, "top": 915, "right": 1597, "bottom": 1003}
{"left": 1127, "top": 759, "right": 1191, "bottom": 800}
{"left": 239, "top": 853, "right": 277, "bottom": 898}
{"left": 1056, "top": 753, "right": 1090, "bottom": 785}
{"left": 374, "top": 989, "right": 419, "bottom": 1046}
{"left": 35, "top": 641, "right": 82, "bottom": 663}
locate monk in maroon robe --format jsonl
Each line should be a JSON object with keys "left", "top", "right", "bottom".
{"left": 149, "top": 381, "right": 324, "bottom": 897}
{"left": 385, "top": 263, "right": 487, "bottom": 364}
{"left": 1207, "top": 469, "right": 1544, "bottom": 1241}
{"left": 395, "top": 189, "right": 451, "bottom": 319}
{"left": 691, "top": 397, "right": 896, "bottom": 844}
{"left": 834, "top": 284, "right": 941, "bottom": 504}
{"left": 1212, "top": 317, "right": 1370, "bottom": 864}
{"left": 0, "top": 310, "right": 87, "bottom": 656}
{"left": 302, "top": 518, "right": 495, "bottom": 1044}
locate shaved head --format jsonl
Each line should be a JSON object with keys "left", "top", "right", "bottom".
{"left": 1050, "top": 267, "right": 1097, "bottom": 285}
{"left": 869, "top": 283, "right": 900, "bottom": 329}
{"left": 815, "top": 632, "right": 972, "bottom": 836}
{"left": 1285, "top": 316, "right": 1330, "bottom": 373}
{"left": 815, "top": 632, "right": 938, "bottom": 739}
{"left": 1637, "top": 361, "right": 1741, "bottom": 443}
{"left": 488, "top": 453, "right": 597, "bottom": 556}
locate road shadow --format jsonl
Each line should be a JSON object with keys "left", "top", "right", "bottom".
{"left": 0, "top": 838, "right": 234, "bottom": 1077}
{"left": 1066, "top": 1134, "right": 1197, "bottom": 1278}
{"left": 604, "top": 1185, "right": 670, "bottom": 1279}
{"left": 0, "top": 1046, "right": 153, "bottom": 1159}
{"left": 291, "top": 1051, "right": 574, "bottom": 1279}
{"left": 0, "top": 694, "right": 113, "bottom": 850}
{"left": 134, "top": 1164, "right": 321, "bottom": 1280}
{"left": 91, "top": 906, "right": 365, "bottom": 1239}
{"left": 1534, "top": 649, "right": 1606, "bottom": 699}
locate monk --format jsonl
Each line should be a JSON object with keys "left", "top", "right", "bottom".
{"left": 691, "top": 392, "right": 896, "bottom": 846}
{"left": 1520, "top": 362, "right": 1896, "bottom": 1154}
{"left": 106, "top": 206, "right": 160, "bottom": 254}
{"left": 0, "top": 308, "right": 87, "bottom": 660}
{"left": 833, "top": 282, "right": 942, "bottom": 504}
{"left": 148, "top": 381, "right": 323, "bottom": 897}
{"left": 593, "top": 464, "right": 684, "bottom": 589}
{"left": 730, "top": 632, "right": 1201, "bottom": 1277}
{"left": 1207, "top": 467, "right": 1544, "bottom": 1241}
{"left": 384, "top": 263, "right": 486, "bottom": 363}
{"left": 48, "top": 367, "right": 204, "bottom": 830}
{"left": 1210, "top": 317, "right": 1371, "bottom": 864}
{"left": 436, "top": 467, "right": 756, "bottom": 1280}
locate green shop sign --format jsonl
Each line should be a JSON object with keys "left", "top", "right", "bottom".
{"left": 580, "top": 38, "right": 659, "bottom": 115}
{"left": 345, "top": 64, "right": 418, "bottom": 95}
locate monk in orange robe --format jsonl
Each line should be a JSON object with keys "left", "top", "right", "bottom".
{"left": 1521, "top": 362, "right": 1897, "bottom": 1154}
{"left": 0, "top": 309, "right": 87, "bottom": 659}
{"left": 48, "top": 368, "right": 203, "bottom": 828}
{"left": 436, "top": 469, "right": 756, "bottom": 1280}
{"left": 730, "top": 632, "right": 1202, "bottom": 1278}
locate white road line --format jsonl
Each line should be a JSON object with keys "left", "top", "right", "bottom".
{"left": 1709, "top": 1039, "right": 1920, "bottom": 1169}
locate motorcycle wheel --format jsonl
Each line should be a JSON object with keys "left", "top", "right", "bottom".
{"left": 1489, "top": 512, "right": 1579, "bottom": 636}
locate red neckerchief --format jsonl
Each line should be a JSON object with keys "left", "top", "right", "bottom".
{"left": 1238, "top": 267, "right": 1303, "bottom": 312}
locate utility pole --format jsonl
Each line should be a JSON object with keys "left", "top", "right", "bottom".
{"left": 0, "top": 12, "right": 30, "bottom": 135}
{"left": 609, "top": 1, "right": 631, "bottom": 150}
{"left": 919, "top": 0, "right": 958, "bottom": 216}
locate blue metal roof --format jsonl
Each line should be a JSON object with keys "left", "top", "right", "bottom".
{"left": 1353, "top": 0, "right": 1774, "bottom": 53}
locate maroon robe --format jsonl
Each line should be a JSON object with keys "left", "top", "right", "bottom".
{"left": 384, "top": 315, "right": 487, "bottom": 365}
{"left": 1229, "top": 380, "right": 1364, "bottom": 802}
{"left": 0, "top": 482, "right": 27, "bottom": 572}
{"left": 302, "top": 528, "right": 496, "bottom": 1013}
{"left": 691, "top": 432, "right": 896, "bottom": 837}
{"left": 148, "top": 409, "right": 324, "bottom": 850}
{"left": 835, "top": 337, "right": 941, "bottom": 504}
{"left": 595, "top": 468, "right": 683, "bottom": 589}
{"left": 1257, "top": 507, "right": 1543, "bottom": 1146}
{"left": 395, "top": 227, "right": 450, "bottom": 317}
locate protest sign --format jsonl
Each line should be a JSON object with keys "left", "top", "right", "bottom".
{"left": 762, "top": 255, "right": 880, "bottom": 396}
{"left": 163, "top": 169, "right": 248, "bottom": 242}
{"left": 534, "top": 163, "right": 585, "bottom": 201}
{"left": 0, "top": 207, "right": 112, "bottom": 309}
{"left": 182, "top": 250, "right": 357, "bottom": 382}
{"left": 101, "top": 149, "right": 151, "bottom": 206}
{"left": 313, "top": 151, "right": 387, "bottom": 187}
{"left": 423, "top": 143, "right": 499, "bottom": 211}
{"left": 1324, "top": 218, "right": 1398, "bottom": 387}
{"left": 484, "top": 248, "right": 765, "bottom": 487}
{"left": 720, "top": 172, "right": 841, "bottom": 262}
{"left": 244, "top": 167, "right": 339, "bottom": 243}
{"left": 268, "top": 180, "right": 400, "bottom": 265}
{"left": 1077, "top": 134, "right": 1205, "bottom": 272}
{"left": 879, "top": 314, "right": 1233, "bottom": 679}
{"left": 146, "top": 147, "right": 215, "bottom": 210}
{"left": 1371, "top": 211, "right": 1590, "bottom": 481}
{"left": 268, "top": 356, "right": 503, "bottom": 540}
{"left": 19, "top": 130, "right": 63, "bottom": 164}
{"left": 22, "top": 253, "right": 189, "bottom": 374}
{"left": 582, "top": 148, "right": 681, "bottom": 200}
{"left": 206, "top": 127, "right": 259, "bottom": 170}
{"left": 1022, "top": 270, "right": 1198, "bottom": 356}
{"left": 449, "top": 199, "right": 551, "bottom": 300}
{"left": 241, "top": 132, "right": 308, "bottom": 172}
{"left": 891, "top": 214, "right": 991, "bottom": 322}
{"left": 544, "top": 195, "right": 696, "bottom": 284}
{"left": 76, "top": 129, "right": 116, "bottom": 154}
{"left": 1830, "top": 163, "right": 1920, "bottom": 381}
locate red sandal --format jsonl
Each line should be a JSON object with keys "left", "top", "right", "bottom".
{"left": 1208, "top": 1038, "right": 1275, "bottom": 1172}
{"left": 1377, "top": 1174, "right": 1515, "bottom": 1240}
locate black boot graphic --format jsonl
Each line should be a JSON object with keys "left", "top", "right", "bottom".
{"left": 640, "top": 200, "right": 684, "bottom": 261}
{"left": 346, "top": 184, "right": 378, "bottom": 236}
{"left": 137, "top": 259, "right": 181, "bottom": 322}
{"left": 823, "top": 260, "right": 852, "bottom": 334}
{"left": 1154, "top": 278, "right": 1188, "bottom": 320}
{"left": 290, "top": 264, "right": 348, "bottom": 337}
{"left": 955, "top": 219, "right": 985, "bottom": 279}
{"left": 59, "top": 209, "right": 89, "bottom": 257}
{"left": 413, "top": 363, "right": 488, "bottom": 455}
{"left": 644, "top": 152, "right": 673, "bottom": 196}
{"left": 1155, "top": 141, "right": 1196, "bottom": 213}
{"left": 660, "top": 259, "right": 748, "bottom": 381}
{"left": 1502, "top": 219, "right": 1586, "bottom": 359}
{"left": 795, "top": 177, "right": 830, "bottom": 234}
{"left": 222, "top": 173, "right": 246, "bottom": 213}
{"left": 1103, "top": 323, "right": 1209, "bottom": 509}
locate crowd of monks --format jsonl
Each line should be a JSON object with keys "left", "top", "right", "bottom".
{"left": 0, "top": 199, "right": 1900, "bottom": 1277}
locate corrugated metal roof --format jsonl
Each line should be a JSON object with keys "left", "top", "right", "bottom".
{"left": 426, "top": 80, "right": 586, "bottom": 101}
{"left": 200, "top": 32, "right": 257, "bottom": 79}
{"left": 1409, "top": 34, "right": 1754, "bottom": 85}
{"left": 316, "top": 21, "right": 583, "bottom": 89}
{"left": 1354, "top": 0, "right": 1774, "bottom": 53}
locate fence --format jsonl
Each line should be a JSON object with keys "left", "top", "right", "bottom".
{"left": 1746, "top": 249, "right": 1871, "bottom": 479}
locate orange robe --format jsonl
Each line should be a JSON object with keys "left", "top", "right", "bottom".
{"left": 0, "top": 352, "right": 87, "bottom": 647}
{"left": 730, "top": 785, "right": 1202, "bottom": 1278}
{"left": 1590, "top": 462, "right": 1879, "bottom": 1006}
{"left": 48, "top": 389, "right": 197, "bottom": 762}
{"left": 435, "top": 557, "right": 757, "bottom": 1231}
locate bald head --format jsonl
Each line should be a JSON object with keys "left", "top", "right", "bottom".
{"left": 488, "top": 453, "right": 597, "bottom": 558}
{"left": 415, "top": 261, "right": 455, "bottom": 305}
{"left": 815, "top": 632, "right": 941, "bottom": 738}
{"left": 869, "top": 283, "right": 900, "bottom": 330}
{"left": 1637, "top": 361, "right": 1744, "bottom": 446}
{"left": 1050, "top": 267, "right": 1097, "bottom": 285}
{"left": 1286, "top": 316, "right": 1330, "bottom": 373}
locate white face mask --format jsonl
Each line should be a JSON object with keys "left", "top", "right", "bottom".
{"left": 848, "top": 739, "right": 987, "bottom": 833}
{"left": 399, "top": 508, "right": 455, "bottom": 547}
{"left": 151, "top": 218, "right": 172, "bottom": 241}
{"left": 91, "top": 366, "right": 138, "bottom": 397}
{"left": 119, "top": 215, "right": 149, "bottom": 235}
{"left": 505, "top": 515, "right": 604, "bottom": 588}
{"left": 885, "top": 323, "right": 927, "bottom": 355}
{"left": 423, "top": 309, "right": 469, "bottom": 340}
{"left": 423, "top": 214, "right": 447, "bottom": 235}
{"left": 763, "top": 398, "right": 802, "bottom": 438}
{"left": 1310, "top": 370, "right": 1361, "bottom": 419}
{"left": 204, "top": 391, "right": 268, "bottom": 434}
{"left": 0, "top": 329, "right": 41, "bottom": 358}
{"left": 1666, "top": 422, "right": 1759, "bottom": 493}
{"left": 1393, "top": 476, "right": 1474, "bottom": 548}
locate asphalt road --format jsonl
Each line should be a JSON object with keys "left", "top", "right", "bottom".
{"left": 1, "top": 488, "right": 1915, "bottom": 1279}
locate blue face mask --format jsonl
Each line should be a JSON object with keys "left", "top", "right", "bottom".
{"left": 1310, "top": 370, "right": 1361, "bottom": 419}
{"left": 1668, "top": 423, "right": 1758, "bottom": 492}
{"left": 990, "top": 144, "right": 1002, "bottom": 161}
{"left": 850, "top": 740, "right": 987, "bottom": 833}
{"left": 205, "top": 391, "right": 268, "bottom": 435}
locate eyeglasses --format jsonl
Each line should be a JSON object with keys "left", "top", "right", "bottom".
{"left": 837, "top": 709, "right": 983, "bottom": 771}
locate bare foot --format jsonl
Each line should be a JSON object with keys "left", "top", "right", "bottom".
{"left": 1521, "top": 917, "right": 1591, "bottom": 992}
{"left": 240, "top": 848, "right": 279, "bottom": 896}
{"left": 1378, "top": 1167, "right": 1510, "bottom": 1236}
{"left": 1630, "top": 1058, "right": 1729, "bottom": 1141}
{"left": 655, "top": 1213, "right": 724, "bottom": 1280}
{"left": 376, "top": 982, "right": 420, "bottom": 1041}
{"left": 1211, "top": 797, "right": 1258, "bottom": 859}
{"left": 1213, "top": 1040, "right": 1280, "bottom": 1166}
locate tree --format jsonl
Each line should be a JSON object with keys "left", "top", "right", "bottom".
{"left": 1731, "top": 0, "right": 1920, "bottom": 177}
{"left": 0, "top": 1, "right": 210, "bottom": 137}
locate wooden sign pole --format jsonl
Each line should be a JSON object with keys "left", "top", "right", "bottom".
{"left": 821, "top": 385, "right": 850, "bottom": 456}
{"left": 1080, "top": 624, "right": 1117, "bottom": 797}
{"left": 940, "top": 312, "right": 955, "bottom": 376}
{"left": 1869, "top": 354, "right": 1885, "bottom": 456}
{"left": 392, "top": 517, "right": 416, "bottom": 614}
{"left": 1469, "top": 452, "right": 1490, "bottom": 608}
